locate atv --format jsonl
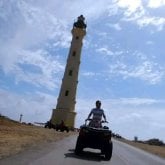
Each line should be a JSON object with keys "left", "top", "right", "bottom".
{"left": 55, "top": 123, "right": 69, "bottom": 132}
{"left": 45, "top": 120, "right": 69, "bottom": 132}
{"left": 75, "top": 119, "right": 113, "bottom": 160}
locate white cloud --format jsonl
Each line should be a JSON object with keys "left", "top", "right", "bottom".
{"left": 146, "top": 41, "right": 154, "bottom": 45}
{"left": 114, "top": 97, "right": 159, "bottom": 105}
{"left": 111, "top": 108, "right": 165, "bottom": 141}
{"left": 0, "top": 1, "right": 71, "bottom": 61}
{"left": 107, "top": 1, "right": 120, "bottom": 16}
{"left": 109, "top": 61, "right": 164, "bottom": 84}
{"left": 123, "top": 61, "right": 163, "bottom": 84}
{"left": 133, "top": 61, "right": 164, "bottom": 84}
{"left": 82, "top": 72, "right": 99, "bottom": 77}
{"left": 107, "top": 23, "right": 122, "bottom": 31}
{"left": 1, "top": 0, "right": 70, "bottom": 47}
{"left": 107, "top": 0, "right": 144, "bottom": 20}
{"left": 113, "top": 0, "right": 165, "bottom": 31}
{"left": 0, "top": 47, "right": 64, "bottom": 89}
{"left": 148, "top": 0, "right": 165, "bottom": 8}
{"left": 117, "top": 0, "right": 145, "bottom": 21}
{"left": 96, "top": 47, "right": 114, "bottom": 56}
{"left": 106, "top": 51, "right": 165, "bottom": 84}
{"left": 24, "top": 0, "right": 109, "bottom": 22}
{"left": 20, "top": 50, "right": 64, "bottom": 89}
{"left": 137, "top": 16, "right": 165, "bottom": 31}
{"left": 0, "top": 1, "right": 76, "bottom": 90}
{"left": 117, "top": 0, "right": 143, "bottom": 14}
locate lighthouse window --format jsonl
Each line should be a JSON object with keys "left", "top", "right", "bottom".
{"left": 72, "top": 51, "right": 76, "bottom": 56}
{"left": 69, "top": 70, "right": 73, "bottom": 76}
{"left": 76, "top": 36, "right": 79, "bottom": 39}
{"left": 65, "top": 90, "right": 69, "bottom": 96}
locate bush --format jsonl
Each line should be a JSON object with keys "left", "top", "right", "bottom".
{"left": 146, "top": 138, "right": 164, "bottom": 146}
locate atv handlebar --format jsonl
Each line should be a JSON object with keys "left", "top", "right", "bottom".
{"left": 85, "top": 118, "right": 108, "bottom": 123}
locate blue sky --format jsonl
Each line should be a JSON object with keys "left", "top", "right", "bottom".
{"left": 0, "top": 0, "right": 165, "bottom": 141}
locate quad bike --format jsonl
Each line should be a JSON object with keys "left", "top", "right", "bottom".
{"left": 55, "top": 123, "right": 69, "bottom": 132}
{"left": 44, "top": 120, "right": 69, "bottom": 132}
{"left": 75, "top": 119, "right": 113, "bottom": 160}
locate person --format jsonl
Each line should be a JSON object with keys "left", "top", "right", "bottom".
{"left": 86, "top": 100, "right": 107, "bottom": 128}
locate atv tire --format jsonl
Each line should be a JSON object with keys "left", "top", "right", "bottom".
{"left": 104, "top": 142, "right": 113, "bottom": 160}
{"left": 75, "top": 136, "right": 83, "bottom": 155}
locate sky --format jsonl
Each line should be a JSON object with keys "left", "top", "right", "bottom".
{"left": 0, "top": 0, "right": 165, "bottom": 142}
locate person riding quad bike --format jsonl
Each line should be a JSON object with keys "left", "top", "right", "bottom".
{"left": 86, "top": 100, "right": 107, "bottom": 128}
{"left": 75, "top": 101, "right": 113, "bottom": 160}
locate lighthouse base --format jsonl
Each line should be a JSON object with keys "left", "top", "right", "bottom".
{"left": 51, "top": 109, "right": 76, "bottom": 129}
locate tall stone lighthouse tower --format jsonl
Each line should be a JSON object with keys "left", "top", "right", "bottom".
{"left": 51, "top": 15, "right": 86, "bottom": 128}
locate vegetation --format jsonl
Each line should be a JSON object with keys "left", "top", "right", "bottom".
{"left": 145, "top": 138, "right": 164, "bottom": 146}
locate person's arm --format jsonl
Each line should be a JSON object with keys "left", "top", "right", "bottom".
{"left": 86, "top": 109, "right": 93, "bottom": 120}
{"left": 103, "top": 110, "right": 107, "bottom": 121}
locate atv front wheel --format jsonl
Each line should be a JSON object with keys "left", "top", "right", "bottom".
{"left": 104, "top": 142, "right": 113, "bottom": 160}
{"left": 75, "top": 136, "right": 83, "bottom": 155}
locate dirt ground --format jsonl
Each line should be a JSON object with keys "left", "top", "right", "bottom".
{"left": 0, "top": 116, "right": 165, "bottom": 159}
{"left": 0, "top": 116, "right": 77, "bottom": 159}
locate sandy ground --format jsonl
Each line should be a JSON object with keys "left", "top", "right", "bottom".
{"left": 0, "top": 116, "right": 76, "bottom": 159}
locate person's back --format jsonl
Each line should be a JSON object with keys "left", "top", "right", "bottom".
{"left": 86, "top": 100, "right": 107, "bottom": 128}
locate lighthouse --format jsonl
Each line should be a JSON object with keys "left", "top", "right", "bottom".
{"left": 51, "top": 15, "right": 86, "bottom": 128}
